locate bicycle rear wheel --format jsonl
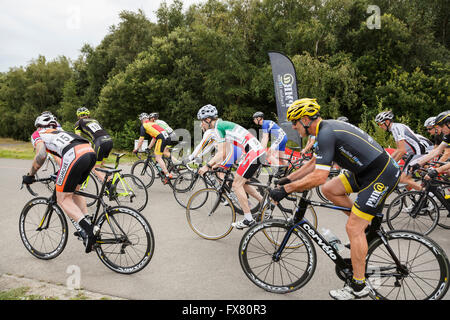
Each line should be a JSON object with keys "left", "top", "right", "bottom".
{"left": 111, "top": 174, "right": 149, "bottom": 212}
{"left": 239, "top": 219, "right": 317, "bottom": 293}
{"left": 366, "top": 230, "right": 450, "bottom": 300}
{"left": 173, "top": 171, "right": 207, "bottom": 209}
{"left": 19, "top": 198, "right": 68, "bottom": 260}
{"left": 95, "top": 206, "right": 154, "bottom": 274}
{"left": 386, "top": 191, "right": 439, "bottom": 235}
{"left": 131, "top": 160, "right": 155, "bottom": 188}
{"left": 186, "top": 188, "right": 235, "bottom": 240}
{"left": 79, "top": 173, "right": 99, "bottom": 207}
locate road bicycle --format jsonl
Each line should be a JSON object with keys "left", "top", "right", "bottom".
{"left": 20, "top": 168, "right": 155, "bottom": 274}
{"left": 26, "top": 153, "right": 60, "bottom": 197}
{"left": 386, "top": 167, "right": 450, "bottom": 235}
{"left": 238, "top": 193, "right": 450, "bottom": 300}
{"left": 81, "top": 153, "right": 148, "bottom": 212}
{"left": 131, "top": 147, "right": 186, "bottom": 189}
{"left": 185, "top": 167, "right": 265, "bottom": 240}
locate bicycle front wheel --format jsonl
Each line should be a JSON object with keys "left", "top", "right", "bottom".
{"left": 173, "top": 171, "right": 207, "bottom": 209}
{"left": 366, "top": 230, "right": 449, "bottom": 300}
{"left": 19, "top": 198, "right": 68, "bottom": 260}
{"left": 186, "top": 188, "right": 235, "bottom": 240}
{"left": 95, "top": 206, "right": 155, "bottom": 274}
{"left": 386, "top": 191, "right": 439, "bottom": 235}
{"left": 27, "top": 157, "right": 57, "bottom": 197}
{"left": 239, "top": 219, "right": 317, "bottom": 293}
{"left": 111, "top": 174, "right": 149, "bottom": 212}
{"left": 131, "top": 160, "right": 155, "bottom": 188}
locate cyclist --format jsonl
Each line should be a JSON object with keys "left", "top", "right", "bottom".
{"left": 411, "top": 111, "right": 450, "bottom": 178}
{"left": 197, "top": 104, "right": 265, "bottom": 229}
{"left": 375, "top": 110, "right": 433, "bottom": 190}
{"left": 252, "top": 111, "right": 288, "bottom": 166}
{"left": 74, "top": 107, "right": 113, "bottom": 183}
{"left": 22, "top": 114, "right": 97, "bottom": 253}
{"left": 149, "top": 112, "right": 177, "bottom": 141}
{"left": 133, "top": 112, "right": 173, "bottom": 184}
{"left": 269, "top": 98, "right": 401, "bottom": 300}
{"left": 424, "top": 116, "right": 443, "bottom": 149}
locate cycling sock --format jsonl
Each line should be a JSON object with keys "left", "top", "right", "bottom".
{"left": 244, "top": 213, "right": 253, "bottom": 221}
{"left": 350, "top": 277, "right": 366, "bottom": 292}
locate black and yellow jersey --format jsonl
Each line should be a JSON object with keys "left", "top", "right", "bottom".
{"left": 74, "top": 118, "right": 110, "bottom": 142}
{"left": 314, "top": 119, "right": 387, "bottom": 174}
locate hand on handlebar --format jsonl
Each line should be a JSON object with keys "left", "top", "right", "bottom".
{"left": 22, "top": 174, "right": 35, "bottom": 185}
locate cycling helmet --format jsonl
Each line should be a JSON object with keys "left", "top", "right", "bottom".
{"left": 197, "top": 104, "right": 218, "bottom": 120}
{"left": 252, "top": 111, "right": 264, "bottom": 119}
{"left": 435, "top": 110, "right": 450, "bottom": 126}
{"left": 286, "top": 98, "right": 321, "bottom": 121}
{"left": 76, "top": 107, "right": 90, "bottom": 117}
{"left": 149, "top": 112, "right": 159, "bottom": 119}
{"left": 41, "top": 111, "right": 53, "bottom": 116}
{"left": 337, "top": 116, "right": 349, "bottom": 122}
{"left": 138, "top": 113, "right": 149, "bottom": 121}
{"left": 374, "top": 110, "right": 394, "bottom": 123}
{"left": 35, "top": 114, "right": 57, "bottom": 128}
{"left": 424, "top": 116, "right": 436, "bottom": 128}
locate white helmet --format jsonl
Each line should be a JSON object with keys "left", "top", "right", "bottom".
{"left": 424, "top": 116, "right": 436, "bottom": 128}
{"left": 375, "top": 110, "right": 394, "bottom": 123}
{"left": 197, "top": 104, "right": 218, "bottom": 120}
{"left": 35, "top": 114, "right": 57, "bottom": 128}
{"left": 138, "top": 113, "right": 149, "bottom": 121}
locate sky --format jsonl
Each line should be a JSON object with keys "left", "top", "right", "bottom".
{"left": 0, "top": 0, "right": 202, "bottom": 72}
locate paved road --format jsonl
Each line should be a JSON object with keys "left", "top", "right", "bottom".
{"left": 1, "top": 158, "right": 449, "bottom": 301}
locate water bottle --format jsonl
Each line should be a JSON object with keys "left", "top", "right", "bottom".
{"left": 321, "top": 228, "right": 344, "bottom": 254}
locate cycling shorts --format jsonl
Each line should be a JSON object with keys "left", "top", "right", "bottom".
{"left": 236, "top": 149, "right": 266, "bottom": 179}
{"left": 155, "top": 134, "right": 171, "bottom": 155}
{"left": 56, "top": 143, "right": 96, "bottom": 193}
{"left": 93, "top": 135, "right": 113, "bottom": 162}
{"left": 338, "top": 152, "right": 401, "bottom": 221}
{"left": 270, "top": 135, "right": 288, "bottom": 152}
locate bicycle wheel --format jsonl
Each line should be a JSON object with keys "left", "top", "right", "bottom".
{"left": 111, "top": 174, "right": 149, "bottom": 212}
{"left": 186, "top": 188, "right": 235, "bottom": 240}
{"left": 95, "top": 206, "right": 155, "bottom": 274}
{"left": 173, "top": 171, "right": 207, "bottom": 209}
{"left": 230, "top": 177, "right": 265, "bottom": 215}
{"left": 386, "top": 191, "right": 439, "bottom": 235}
{"left": 366, "top": 230, "right": 450, "bottom": 300}
{"left": 19, "top": 198, "right": 68, "bottom": 260}
{"left": 131, "top": 160, "right": 155, "bottom": 188}
{"left": 437, "top": 190, "right": 450, "bottom": 229}
{"left": 79, "top": 173, "right": 99, "bottom": 207}
{"left": 27, "top": 157, "right": 57, "bottom": 197}
{"left": 239, "top": 219, "right": 317, "bottom": 293}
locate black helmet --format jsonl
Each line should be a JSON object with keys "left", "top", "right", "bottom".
{"left": 252, "top": 111, "right": 264, "bottom": 119}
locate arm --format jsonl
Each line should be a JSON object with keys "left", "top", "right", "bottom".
{"left": 284, "top": 168, "right": 329, "bottom": 193}
{"left": 133, "top": 136, "right": 145, "bottom": 153}
{"left": 29, "top": 142, "right": 47, "bottom": 176}
{"left": 438, "top": 147, "right": 450, "bottom": 162}
{"left": 416, "top": 143, "right": 446, "bottom": 167}
{"left": 390, "top": 140, "right": 407, "bottom": 162}
{"left": 260, "top": 133, "right": 269, "bottom": 149}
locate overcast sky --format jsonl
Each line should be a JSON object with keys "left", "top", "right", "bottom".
{"left": 0, "top": 0, "right": 202, "bottom": 72}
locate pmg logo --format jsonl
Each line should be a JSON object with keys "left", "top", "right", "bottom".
{"left": 374, "top": 183, "right": 385, "bottom": 192}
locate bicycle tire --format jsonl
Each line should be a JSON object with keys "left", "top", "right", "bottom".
{"left": 386, "top": 191, "right": 439, "bottom": 235}
{"left": 79, "top": 173, "right": 99, "bottom": 207}
{"left": 366, "top": 230, "right": 450, "bottom": 300}
{"left": 173, "top": 171, "right": 207, "bottom": 209}
{"left": 111, "top": 173, "right": 149, "bottom": 212}
{"left": 239, "top": 219, "right": 317, "bottom": 293}
{"left": 231, "top": 177, "right": 265, "bottom": 215}
{"left": 95, "top": 206, "right": 155, "bottom": 274}
{"left": 131, "top": 160, "right": 155, "bottom": 188}
{"left": 186, "top": 188, "right": 235, "bottom": 240}
{"left": 27, "top": 157, "right": 57, "bottom": 197}
{"left": 19, "top": 197, "right": 68, "bottom": 260}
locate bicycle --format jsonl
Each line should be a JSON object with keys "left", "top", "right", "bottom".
{"left": 20, "top": 168, "right": 155, "bottom": 274}
{"left": 81, "top": 153, "right": 148, "bottom": 212}
{"left": 185, "top": 167, "right": 265, "bottom": 240}
{"left": 238, "top": 194, "right": 450, "bottom": 300}
{"left": 131, "top": 147, "right": 186, "bottom": 189}
{"left": 26, "top": 153, "right": 60, "bottom": 197}
{"left": 386, "top": 167, "right": 450, "bottom": 235}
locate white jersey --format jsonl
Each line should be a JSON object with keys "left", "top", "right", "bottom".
{"left": 188, "top": 129, "right": 218, "bottom": 161}
{"left": 390, "top": 123, "right": 433, "bottom": 155}
{"left": 31, "top": 128, "right": 88, "bottom": 157}
{"left": 155, "top": 120, "right": 173, "bottom": 134}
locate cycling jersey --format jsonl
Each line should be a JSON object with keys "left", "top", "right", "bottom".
{"left": 214, "top": 120, "right": 265, "bottom": 178}
{"left": 31, "top": 128, "right": 89, "bottom": 157}
{"left": 155, "top": 120, "right": 173, "bottom": 134}
{"left": 390, "top": 123, "right": 433, "bottom": 155}
{"left": 140, "top": 120, "right": 169, "bottom": 139}
{"left": 74, "top": 118, "right": 110, "bottom": 142}
{"left": 261, "top": 120, "right": 288, "bottom": 151}
{"left": 188, "top": 129, "right": 242, "bottom": 168}
{"left": 314, "top": 119, "right": 401, "bottom": 221}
